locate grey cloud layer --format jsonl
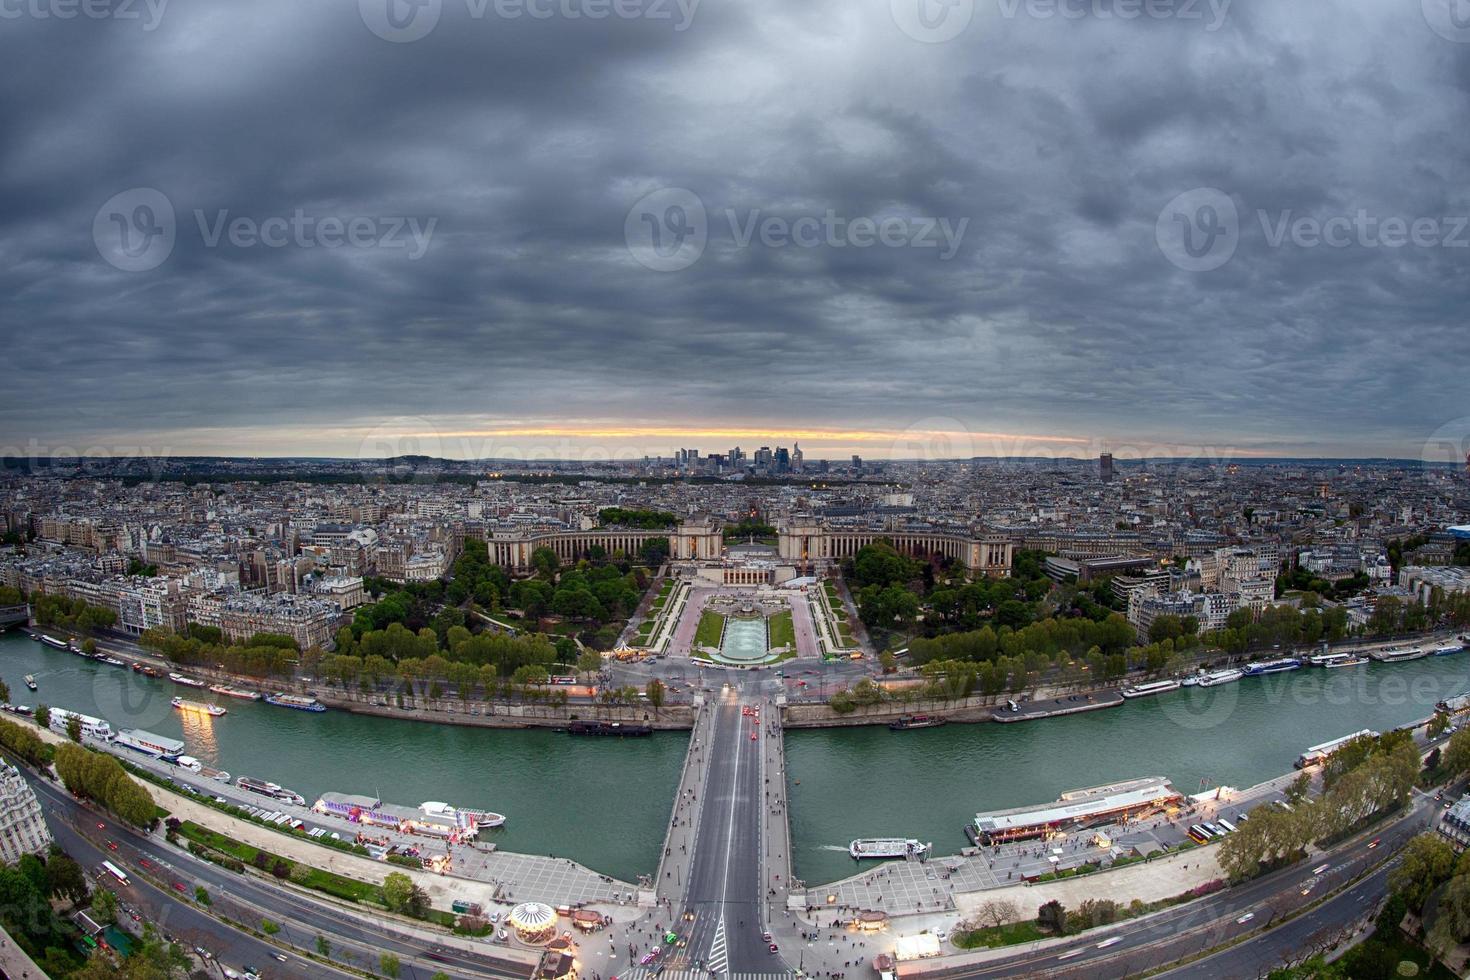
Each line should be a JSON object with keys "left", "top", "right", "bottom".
{"left": 1, "top": 0, "right": 1467, "bottom": 456}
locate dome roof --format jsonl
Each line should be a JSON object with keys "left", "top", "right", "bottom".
{"left": 509, "top": 902, "right": 556, "bottom": 932}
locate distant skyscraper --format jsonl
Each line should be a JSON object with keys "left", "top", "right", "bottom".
{"left": 792, "top": 442, "right": 803, "bottom": 472}
{"left": 1100, "top": 453, "right": 1114, "bottom": 481}
{"left": 774, "top": 447, "right": 790, "bottom": 472}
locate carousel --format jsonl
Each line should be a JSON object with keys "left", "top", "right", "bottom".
{"left": 508, "top": 902, "right": 559, "bottom": 945}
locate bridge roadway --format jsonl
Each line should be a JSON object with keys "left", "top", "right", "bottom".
{"left": 674, "top": 687, "right": 788, "bottom": 976}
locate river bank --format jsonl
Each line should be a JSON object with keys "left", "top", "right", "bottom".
{"left": 15, "top": 623, "right": 1466, "bottom": 734}
{"left": 0, "top": 631, "right": 686, "bottom": 881}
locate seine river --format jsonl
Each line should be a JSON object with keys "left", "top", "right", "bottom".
{"left": 787, "top": 652, "right": 1470, "bottom": 884}
{"left": 7, "top": 631, "right": 1470, "bottom": 886}
{"left": 0, "top": 632, "right": 686, "bottom": 883}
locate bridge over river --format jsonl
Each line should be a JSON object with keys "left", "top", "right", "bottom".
{"left": 642, "top": 680, "right": 797, "bottom": 976}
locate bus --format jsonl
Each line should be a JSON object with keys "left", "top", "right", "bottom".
{"left": 1216, "top": 818, "right": 1238, "bottom": 834}
{"left": 550, "top": 676, "right": 577, "bottom": 686}
{"left": 102, "top": 860, "right": 130, "bottom": 886}
{"left": 1186, "top": 825, "right": 1212, "bottom": 844}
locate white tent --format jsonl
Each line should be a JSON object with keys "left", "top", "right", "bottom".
{"left": 893, "top": 934, "right": 942, "bottom": 961}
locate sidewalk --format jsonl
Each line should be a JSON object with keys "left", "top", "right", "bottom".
{"left": 0, "top": 923, "right": 43, "bottom": 980}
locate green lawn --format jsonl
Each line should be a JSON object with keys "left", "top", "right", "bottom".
{"left": 694, "top": 610, "right": 725, "bottom": 648}
{"left": 768, "top": 610, "right": 795, "bottom": 648}
{"left": 954, "top": 922, "right": 1045, "bottom": 949}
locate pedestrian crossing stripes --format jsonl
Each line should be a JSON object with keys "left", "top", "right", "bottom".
{"left": 617, "top": 971, "right": 797, "bottom": 980}
{"left": 706, "top": 917, "right": 730, "bottom": 974}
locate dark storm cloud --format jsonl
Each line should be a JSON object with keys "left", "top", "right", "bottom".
{"left": 0, "top": 0, "right": 1467, "bottom": 458}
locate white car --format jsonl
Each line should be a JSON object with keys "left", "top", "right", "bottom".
{"left": 1236, "top": 912, "right": 1254, "bottom": 924}
{"left": 1095, "top": 936, "right": 1122, "bottom": 949}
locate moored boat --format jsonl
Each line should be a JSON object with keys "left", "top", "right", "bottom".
{"left": 237, "top": 775, "right": 306, "bottom": 806}
{"left": 1296, "top": 729, "right": 1378, "bottom": 768}
{"left": 889, "top": 714, "right": 947, "bottom": 730}
{"left": 39, "top": 635, "right": 68, "bottom": 650}
{"left": 1433, "top": 640, "right": 1464, "bottom": 657}
{"left": 100, "top": 656, "right": 127, "bottom": 667}
{"left": 1196, "top": 668, "right": 1244, "bottom": 687}
{"left": 1370, "top": 645, "right": 1429, "bottom": 663}
{"left": 566, "top": 720, "right": 650, "bottom": 736}
{"left": 263, "top": 693, "right": 326, "bottom": 712}
{"left": 115, "top": 727, "right": 183, "bottom": 759}
{"left": 168, "top": 672, "right": 207, "bottom": 688}
{"left": 1121, "top": 679, "right": 1181, "bottom": 699}
{"left": 172, "top": 697, "right": 227, "bottom": 717}
{"left": 210, "top": 684, "right": 262, "bottom": 701}
{"left": 1243, "top": 658, "right": 1302, "bottom": 676}
{"left": 1308, "top": 652, "right": 1367, "bottom": 668}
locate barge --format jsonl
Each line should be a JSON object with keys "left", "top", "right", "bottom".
{"left": 567, "top": 721, "right": 652, "bottom": 736}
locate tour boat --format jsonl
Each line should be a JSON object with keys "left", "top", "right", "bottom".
{"left": 210, "top": 684, "right": 263, "bottom": 701}
{"left": 1438, "top": 693, "right": 1470, "bottom": 714}
{"left": 169, "top": 672, "right": 207, "bottom": 688}
{"left": 114, "top": 727, "right": 182, "bottom": 759}
{"left": 1196, "top": 668, "right": 1244, "bottom": 687}
{"left": 172, "top": 697, "right": 227, "bottom": 717}
{"left": 23, "top": 675, "right": 37, "bottom": 691}
{"left": 263, "top": 693, "right": 326, "bottom": 713}
{"left": 1180, "top": 674, "right": 1201, "bottom": 687}
{"left": 48, "top": 707, "right": 114, "bottom": 742}
{"left": 1370, "top": 645, "right": 1429, "bottom": 663}
{"left": 1308, "top": 652, "right": 1367, "bottom": 668}
{"left": 1243, "top": 658, "right": 1302, "bottom": 676}
{"left": 1433, "top": 640, "right": 1464, "bottom": 657}
{"left": 849, "top": 838, "right": 930, "bottom": 860}
{"left": 237, "top": 775, "right": 307, "bottom": 806}
{"left": 39, "top": 635, "right": 68, "bottom": 650}
{"left": 1121, "top": 679, "right": 1181, "bottom": 699}
{"left": 100, "top": 656, "right": 127, "bottom": 667}
{"left": 1296, "top": 729, "right": 1378, "bottom": 769}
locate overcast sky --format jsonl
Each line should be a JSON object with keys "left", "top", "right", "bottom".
{"left": 1, "top": 0, "right": 1467, "bottom": 462}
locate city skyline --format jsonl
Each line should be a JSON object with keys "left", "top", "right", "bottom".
{"left": 3, "top": 1, "right": 1469, "bottom": 460}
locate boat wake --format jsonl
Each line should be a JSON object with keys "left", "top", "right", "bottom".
{"left": 818, "top": 844, "right": 852, "bottom": 852}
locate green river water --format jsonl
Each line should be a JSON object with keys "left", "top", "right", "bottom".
{"left": 6, "top": 632, "right": 1469, "bottom": 885}
{"left": 0, "top": 633, "right": 685, "bottom": 883}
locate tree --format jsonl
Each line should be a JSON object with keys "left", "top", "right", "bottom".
{"left": 379, "top": 952, "right": 401, "bottom": 978}
{"left": 66, "top": 714, "right": 83, "bottom": 743}
{"left": 1443, "top": 727, "right": 1470, "bottom": 779}
{"left": 316, "top": 935, "right": 331, "bottom": 958}
{"left": 1389, "top": 833, "right": 1456, "bottom": 911}
{"left": 381, "top": 871, "right": 428, "bottom": 917}
{"left": 92, "top": 886, "right": 119, "bottom": 924}
{"left": 576, "top": 649, "right": 603, "bottom": 679}
{"left": 646, "top": 678, "right": 665, "bottom": 710}
{"left": 975, "top": 898, "right": 1018, "bottom": 929}
{"left": 34, "top": 703, "right": 50, "bottom": 727}
{"left": 531, "top": 547, "right": 560, "bottom": 581}
{"left": 195, "top": 886, "right": 211, "bottom": 906}
{"left": 0, "top": 677, "right": 8, "bottom": 703}
{"left": 46, "top": 854, "right": 89, "bottom": 904}
{"left": 262, "top": 918, "right": 280, "bottom": 935}
{"left": 1037, "top": 899, "right": 1067, "bottom": 934}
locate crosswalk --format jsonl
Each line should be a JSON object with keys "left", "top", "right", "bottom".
{"left": 616, "top": 971, "right": 797, "bottom": 980}
{"left": 706, "top": 918, "right": 730, "bottom": 974}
